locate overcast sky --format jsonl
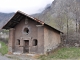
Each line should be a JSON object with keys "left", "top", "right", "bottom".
{"left": 0, "top": 0, "right": 54, "bottom": 14}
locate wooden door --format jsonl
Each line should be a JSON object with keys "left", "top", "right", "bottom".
{"left": 24, "top": 40, "right": 29, "bottom": 53}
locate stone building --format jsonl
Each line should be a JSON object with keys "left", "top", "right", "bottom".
{"left": 2, "top": 11, "right": 62, "bottom": 54}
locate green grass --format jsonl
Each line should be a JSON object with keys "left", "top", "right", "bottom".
{"left": 0, "top": 41, "right": 8, "bottom": 55}
{"left": 39, "top": 47, "right": 80, "bottom": 60}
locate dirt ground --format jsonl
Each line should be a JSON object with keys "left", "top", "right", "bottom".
{"left": 5, "top": 55, "right": 39, "bottom": 60}
{"left": 0, "top": 54, "right": 39, "bottom": 60}
{"left": 0, "top": 54, "right": 12, "bottom": 60}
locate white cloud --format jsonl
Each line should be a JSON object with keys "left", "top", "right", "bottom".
{"left": 0, "top": 0, "right": 54, "bottom": 14}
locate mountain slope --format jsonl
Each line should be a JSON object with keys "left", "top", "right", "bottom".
{"left": 32, "top": 0, "right": 80, "bottom": 32}
{"left": 0, "top": 12, "right": 14, "bottom": 21}
{"left": 0, "top": 12, "right": 14, "bottom": 28}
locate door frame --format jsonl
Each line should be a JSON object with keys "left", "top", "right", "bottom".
{"left": 24, "top": 40, "right": 29, "bottom": 53}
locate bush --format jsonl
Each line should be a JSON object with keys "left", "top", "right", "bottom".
{"left": 0, "top": 41, "right": 8, "bottom": 55}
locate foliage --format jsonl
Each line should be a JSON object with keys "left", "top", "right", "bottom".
{"left": 0, "top": 29, "right": 9, "bottom": 34}
{"left": 0, "top": 41, "right": 8, "bottom": 55}
{"left": 39, "top": 47, "right": 80, "bottom": 60}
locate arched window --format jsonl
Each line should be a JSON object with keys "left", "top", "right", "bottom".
{"left": 33, "top": 39, "right": 38, "bottom": 46}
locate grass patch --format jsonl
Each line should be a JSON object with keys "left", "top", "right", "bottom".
{"left": 39, "top": 47, "right": 80, "bottom": 60}
{"left": 0, "top": 41, "right": 8, "bottom": 55}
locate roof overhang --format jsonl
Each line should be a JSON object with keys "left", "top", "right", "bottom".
{"left": 2, "top": 11, "right": 45, "bottom": 29}
{"left": 2, "top": 11, "right": 63, "bottom": 33}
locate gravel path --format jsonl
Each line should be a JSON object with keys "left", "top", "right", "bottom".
{"left": 0, "top": 54, "right": 12, "bottom": 60}
{"left": 0, "top": 54, "right": 39, "bottom": 60}
{"left": 6, "top": 54, "right": 39, "bottom": 60}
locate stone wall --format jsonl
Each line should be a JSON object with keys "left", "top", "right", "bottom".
{"left": 44, "top": 26, "right": 61, "bottom": 54}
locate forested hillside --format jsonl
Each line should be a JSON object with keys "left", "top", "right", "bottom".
{"left": 33, "top": 0, "right": 79, "bottom": 33}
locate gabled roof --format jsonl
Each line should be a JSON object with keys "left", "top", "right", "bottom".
{"left": 2, "top": 11, "right": 63, "bottom": 33}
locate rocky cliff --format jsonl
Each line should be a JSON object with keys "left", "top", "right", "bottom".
{"left": 33, "top": 0, "right": 80, "bottom": 33}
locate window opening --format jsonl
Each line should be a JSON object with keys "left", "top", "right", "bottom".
{"left": 33, "top": 39, "right": 38, "bottom": 46}
{"left": 17, "top": 39, "right": 20, "bottom": 45}
{"left": 24, "top": 28, "right": 29, "bottom": 34}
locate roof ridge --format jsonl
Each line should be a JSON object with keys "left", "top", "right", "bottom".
{"left": 17, "top": 11, "right": 44, "bottom": 25}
